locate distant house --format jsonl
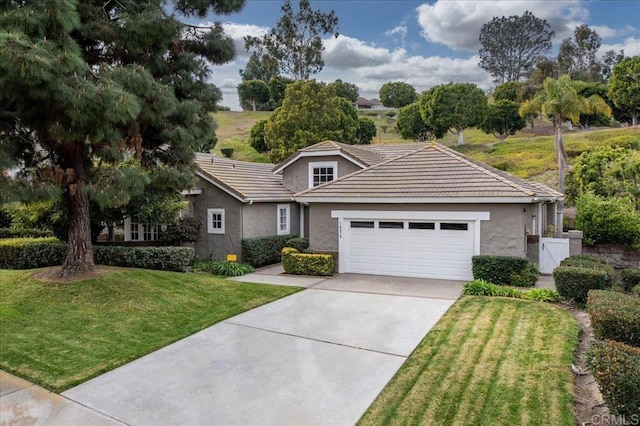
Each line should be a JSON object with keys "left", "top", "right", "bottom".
{"left": 161, "top": 141, "right": 563, "bottom": 280}
{"left": 355, "top": 97, "right": 385, "bottom": 110}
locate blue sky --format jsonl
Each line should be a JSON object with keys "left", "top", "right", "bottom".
{"left": 200, "top": 0, "right": 640, "bottom": 110}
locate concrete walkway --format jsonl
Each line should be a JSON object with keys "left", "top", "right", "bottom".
{"left": 2, "top": 269, "right": 461, "bottom": 426}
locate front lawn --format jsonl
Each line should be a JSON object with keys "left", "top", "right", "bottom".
{"left": 0, "top": 268, "right": 301, "bottom": 392}
{"left": 359, "top": 296, "right": 579, "bottom": 426}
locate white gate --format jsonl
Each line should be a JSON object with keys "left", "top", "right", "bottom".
{"left": 540, "top": 238, "right": 570, "bottom": 274}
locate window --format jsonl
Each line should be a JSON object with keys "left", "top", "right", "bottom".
{"left": 350, "top": 221, "right": 374, "bottom": 228}
{"left": 379, "top": 221, "right": 404, "bottom": 229}
{"left": 308, "top": 161, "right": 337, "bottom": 188}
{"left": 128, "top": 218, "right": 161, "bottom": 241}
{"left": 143, "top": 223, "right": 160, "bottom": 241}
{"left": 440, "top": 223, "right": 468, "bottom": 231}
{"left": 409, "top": 222, "right": 435, "bottom": 230}
{"left": 131, "top": 219, "right": 140, "bottom": 241}
{"left": 277, "top": 204, "right": 290, "bottom": 235}
{"left": 207, "top": 209, "right": 225, "bottom": 234}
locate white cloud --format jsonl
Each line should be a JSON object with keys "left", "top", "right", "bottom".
{"left": 220, "top": 22, "right": 269, "bottom": 58}
{"left": 591, "top": 24, "right": 636, "bottom": 39}
{"left": 323, "top": 35, "right": 399, "bottom": 69}
{"left": 416, "top": 0, "right": 586, "bottom": 51}
{"left": 600, "top": 37, "right": 640, "bottom": 57}
{"left": 384, "top": 22, "right": 408, "bottom": 47}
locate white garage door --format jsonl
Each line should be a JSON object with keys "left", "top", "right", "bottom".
{"left": 345, "top": 219, "right": 475, "bottom": 280}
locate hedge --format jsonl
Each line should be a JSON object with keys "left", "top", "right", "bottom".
{"left": 285, "top": 237, "right": 309, "bottom": 252}
{"left": 589, "top": 340, "right": 640, "bottom": 417}
{"left": 94, "top": 246, "right": 194, "bottom": 271}
{"left": 282, "top": 247, "right": 334, "bottom": 276}
{"left": 588, "top": 290, "right": 640, "bottom": 347}
{"left": 471, "top": 255, "right": 539, "bottom": 287}
{"left": 1, "top": 238, "right": 193, "bottom": 271}
{"left": 559, "top": 254, "right": 609, "bottom": 268}
{"left": 241, "top": 234, "right": 297, "bottom": 267}
{"left": 621, "top": 269, "right": 640, "bottom": 293}
{"left": 0, "top": 238, "right": 66, "bottom": 269}
{"left": 553, "top": 266, "right": 612, "bottom": 304}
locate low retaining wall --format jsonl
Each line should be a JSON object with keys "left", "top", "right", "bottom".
{"left": 582, "top": 244, "right": 640, "bottom": 270}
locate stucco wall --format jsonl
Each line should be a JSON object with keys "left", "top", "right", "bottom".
{"left": 282, "top": 155, "right": 362, "bottom": 193}
{"left": 242, "top": 202, "right": 300, "bottom": 239}
{"left": 191, "top": 177, "right": 243, "bottom": 259}
{"left": 308, "top": 203, "right": 534, "bottom": 258}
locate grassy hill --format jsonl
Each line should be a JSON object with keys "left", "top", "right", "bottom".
{"left": 211, "top": 110, "right": 639, "bottom": 189}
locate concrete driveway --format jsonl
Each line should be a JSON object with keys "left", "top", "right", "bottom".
{"left": 6, "top": 274, "right": 460, "bottom": 426}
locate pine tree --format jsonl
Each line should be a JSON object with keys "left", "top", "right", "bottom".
{"left": 0, "top": 0, "right": 244, "bottom": 277}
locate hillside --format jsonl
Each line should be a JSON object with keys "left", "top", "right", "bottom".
{"left": 211, "top": 110, "right": 639, "bottom": 189}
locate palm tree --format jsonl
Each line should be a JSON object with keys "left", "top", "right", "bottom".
{"left": 519, "top": 75, "right": 611, "bottom": 235}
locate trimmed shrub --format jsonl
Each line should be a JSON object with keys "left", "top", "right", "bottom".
{"left": 0, "top": 228, "right": 55, "bottom": 238}
{"left": 576, "top": 194, "right": 640, "bottom": 250}
{"left": 621, "top": 269, "right": 640, "bottom": 293}
{"left": 242, "top": 234, "right": 297, "bottom": 267}
{"left": 560, "top": 254, "right": 608, "bottom": 268}
{"left": 0, "top": 238, "right": 66, "bottom": 269}
{"left": 220, "top": 147, "right": 234, "bottom": 158}
{"left": 94, "top": 246, "right": 193, "bottom": 271}
{"left": 589, "top": 340, "right": 640, "bottom": 417}
{"left": 553, "top": 266, "right": 612, "bottom": 304}
{"left": 192, "top": 259, "right": 254, "bottom": 276}
{"left": 282, "top": 247, "right": 334, "bottom": 276}
{"left": 472, "top": 255, "right": 539, "bottom": 287}
{"left": 285, "top": 237, "right": 309, "bottom": 252}
{"left": 160, "top": 217, "right": 202, "bottom": 245}
{"left": 588, "top": 290, "right": 640, "bottom": 347}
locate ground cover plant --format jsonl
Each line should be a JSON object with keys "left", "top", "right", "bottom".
{"left": 463, "top": 279, "right": 561, "bottom": 302}
{"left": 359, "top": 296, "right": 578, "bottom": 426}
{"left": 192, "top": 259, "right": 255, "bottom": 276}
{"left": 0, "top": 268, "right": 301, "bottom": 392}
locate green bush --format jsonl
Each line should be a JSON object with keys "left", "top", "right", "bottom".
{"left": 0, "top": 237, "right": 66, "bottom": 269}
{"left": 553, "top": 266, "right": 613, "bottom": 304}
{"left": 471, "top": 255, "right": 539, "bottom": 287}
{"left": 242, "top": 234, "right": 297, "bottom": 267}
{"left": 160, "top": 217, "right": 202, "bottom": 245}
{"left": 220, "top": 147, "right": 234, "bottom": 158}
{"left": 559, "top": 254, "right": 608, "bottom": 267}
{"left": 462, "top": 279, "right": 561, "bottom": 302}
{"left": 282, "top": 247, "right": 334, "bottom": 276}
{"left": 94, "top": 246, "right": 194, "bottom": 271}
{"left": 192, "top": 259, "right": 254, "bottom": 276}
{"left": 0, "top": 228, "right": 55, "bottom": 238}
{"left": 285, "top": 237, "right": 309, "bottom": 252}
{"left": 621, "top": 269, "right": 640, "bottom": 293}
{"left": 523, "top": 288, "right": 563, "bottom": 302}
{"left": 576, "top": 194, "right": 640, "bottom": 250}
{"left": 588, "top": 290, "right": 640, "bottom": 347}
{"left": 589, "top": 340, "right": 640, "bottom": 417}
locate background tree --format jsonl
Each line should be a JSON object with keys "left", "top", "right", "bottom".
{"left": 379, "top": 82, "right": 417, "bottom": 108}
{"left": 237, "top": 79, "right": 271, "bottom": 111}
{"left": 479, "top": 100, "right": 526, "bottom": 142}
{"left": 396, "top": 102, "right": 435, "bottom": 141}
{"left": 493, "top": 81, "right": 528, "bottom": 102}
{"left": 268, "top": 76, "right": 294, "bottom": 108}
{"left": 264, "top": 80, "right": 358, "bottom": 162}
{"left": 244, "top": 0, "right": 338, "bottom": 80}
{"left": 354, "top": 118, "right": 376, "bottom": 145}
{"left": 327, "top": 79, "right": 359, "bottom": 103}
{"left": 608, "top": 56, "right": 640, "bottom": 126}
{"left": 576, "top": 82, "right": 613, "bottom": 129}
{"left": 479, "top": 11, "right": 554, "bottom": 83}
{"left": 248, "top": 119, "right": 269, "bottom": 153}
{"left": 239, "top": 52, "right": 279, "bottom": 82}
{"left": 557, "top": 25, "right": 604, "bottom": 82}
{"left": 519, "top": 76, "right": 611, "bottom": 233}
{"left": 0, "top": 0, "right": 242, "bottom": 277}
{"left": 420, "top": 83, "right": 488, "bottom": 145}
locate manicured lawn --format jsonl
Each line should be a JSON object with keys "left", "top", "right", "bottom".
{"left": 0, "top": 268, "right": 301, "bottom": 392}
{"left": 359, "top": 296, "right": 579, "bottom": 426}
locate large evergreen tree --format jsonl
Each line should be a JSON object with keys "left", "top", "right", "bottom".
{"left": 479, "top": 11, "right": 554, "bottom": 84}
{"left": 608, "top": 56, "right": 640, "bottom": 126}
{"left": 0, "top": 0, "right": 243, "bottom": 277}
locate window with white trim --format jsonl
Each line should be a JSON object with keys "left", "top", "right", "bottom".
{"left": 207, "top": 209, "right": 225, "bottom": 234}
{"left": 277, "top": 204, "right": 290, "bottom": 235}
{"left": 128, "top": 218, "right": 161, "bottom": 241}
{"left": 308, "top": 161, "right": 337, "bottom": 188}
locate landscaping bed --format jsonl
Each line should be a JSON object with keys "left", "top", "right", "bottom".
{"left": 0, "top": 268, "right": 301, "bottom": 392}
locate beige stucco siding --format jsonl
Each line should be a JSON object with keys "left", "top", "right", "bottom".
{"left": 242, "top": 202, "right": 300, "bottom": 239}
{"left": 282, "top": 156, "right": 363, "bottom": 193}
{"left": 308, "top": 203, "right": 535, "bottom": 258}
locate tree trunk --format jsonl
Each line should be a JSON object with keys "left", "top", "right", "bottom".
{"left": 555, "top": 122, "right": 567, "bottom": 238}
{"left": 60, "top": 146, "right": 95, "bottom": 277}
{"left": 633, "top": 112, "right": 638, "bottom": 126}
{"left": 456, "top": 130, "right": 464, "bottom": 145}
{"left": 252, "top": 100, "right": 256, "bottom": 112}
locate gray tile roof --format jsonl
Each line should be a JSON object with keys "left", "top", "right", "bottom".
{"left": 296, "top": 143, "right": 562, "bottom": 200}
{"left": 195, "top": 153, "right": 293, "bottom": 201}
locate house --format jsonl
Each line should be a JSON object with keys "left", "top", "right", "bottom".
{"left": 355, "top": 97, "right": 385, "bottom": 110}
{"left": 132, "top": 141, "right": 562, "bottom": 280}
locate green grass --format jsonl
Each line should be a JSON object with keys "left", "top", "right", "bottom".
{"left": 358, "top": 296, "right": 578, "bottom": 426}
{"left": 0, "top": 268, "right": 301, "bottom": 392}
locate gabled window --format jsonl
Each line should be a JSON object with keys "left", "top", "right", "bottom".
{"left": 207, "top": 209, "right": 225, "bottom": 234}
{"left": 277, "top": 204, "right": 290, "bottom": 235}
{"left": 308, "top": 161, "right": 338, "bottom": 188}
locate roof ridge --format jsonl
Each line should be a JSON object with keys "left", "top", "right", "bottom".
{"left": 432, "top": 144, "right": 535, "bottom": 196}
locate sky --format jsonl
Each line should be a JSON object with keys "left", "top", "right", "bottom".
{"left": 198, "top": 0, "right": 640, "bottom": 110}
